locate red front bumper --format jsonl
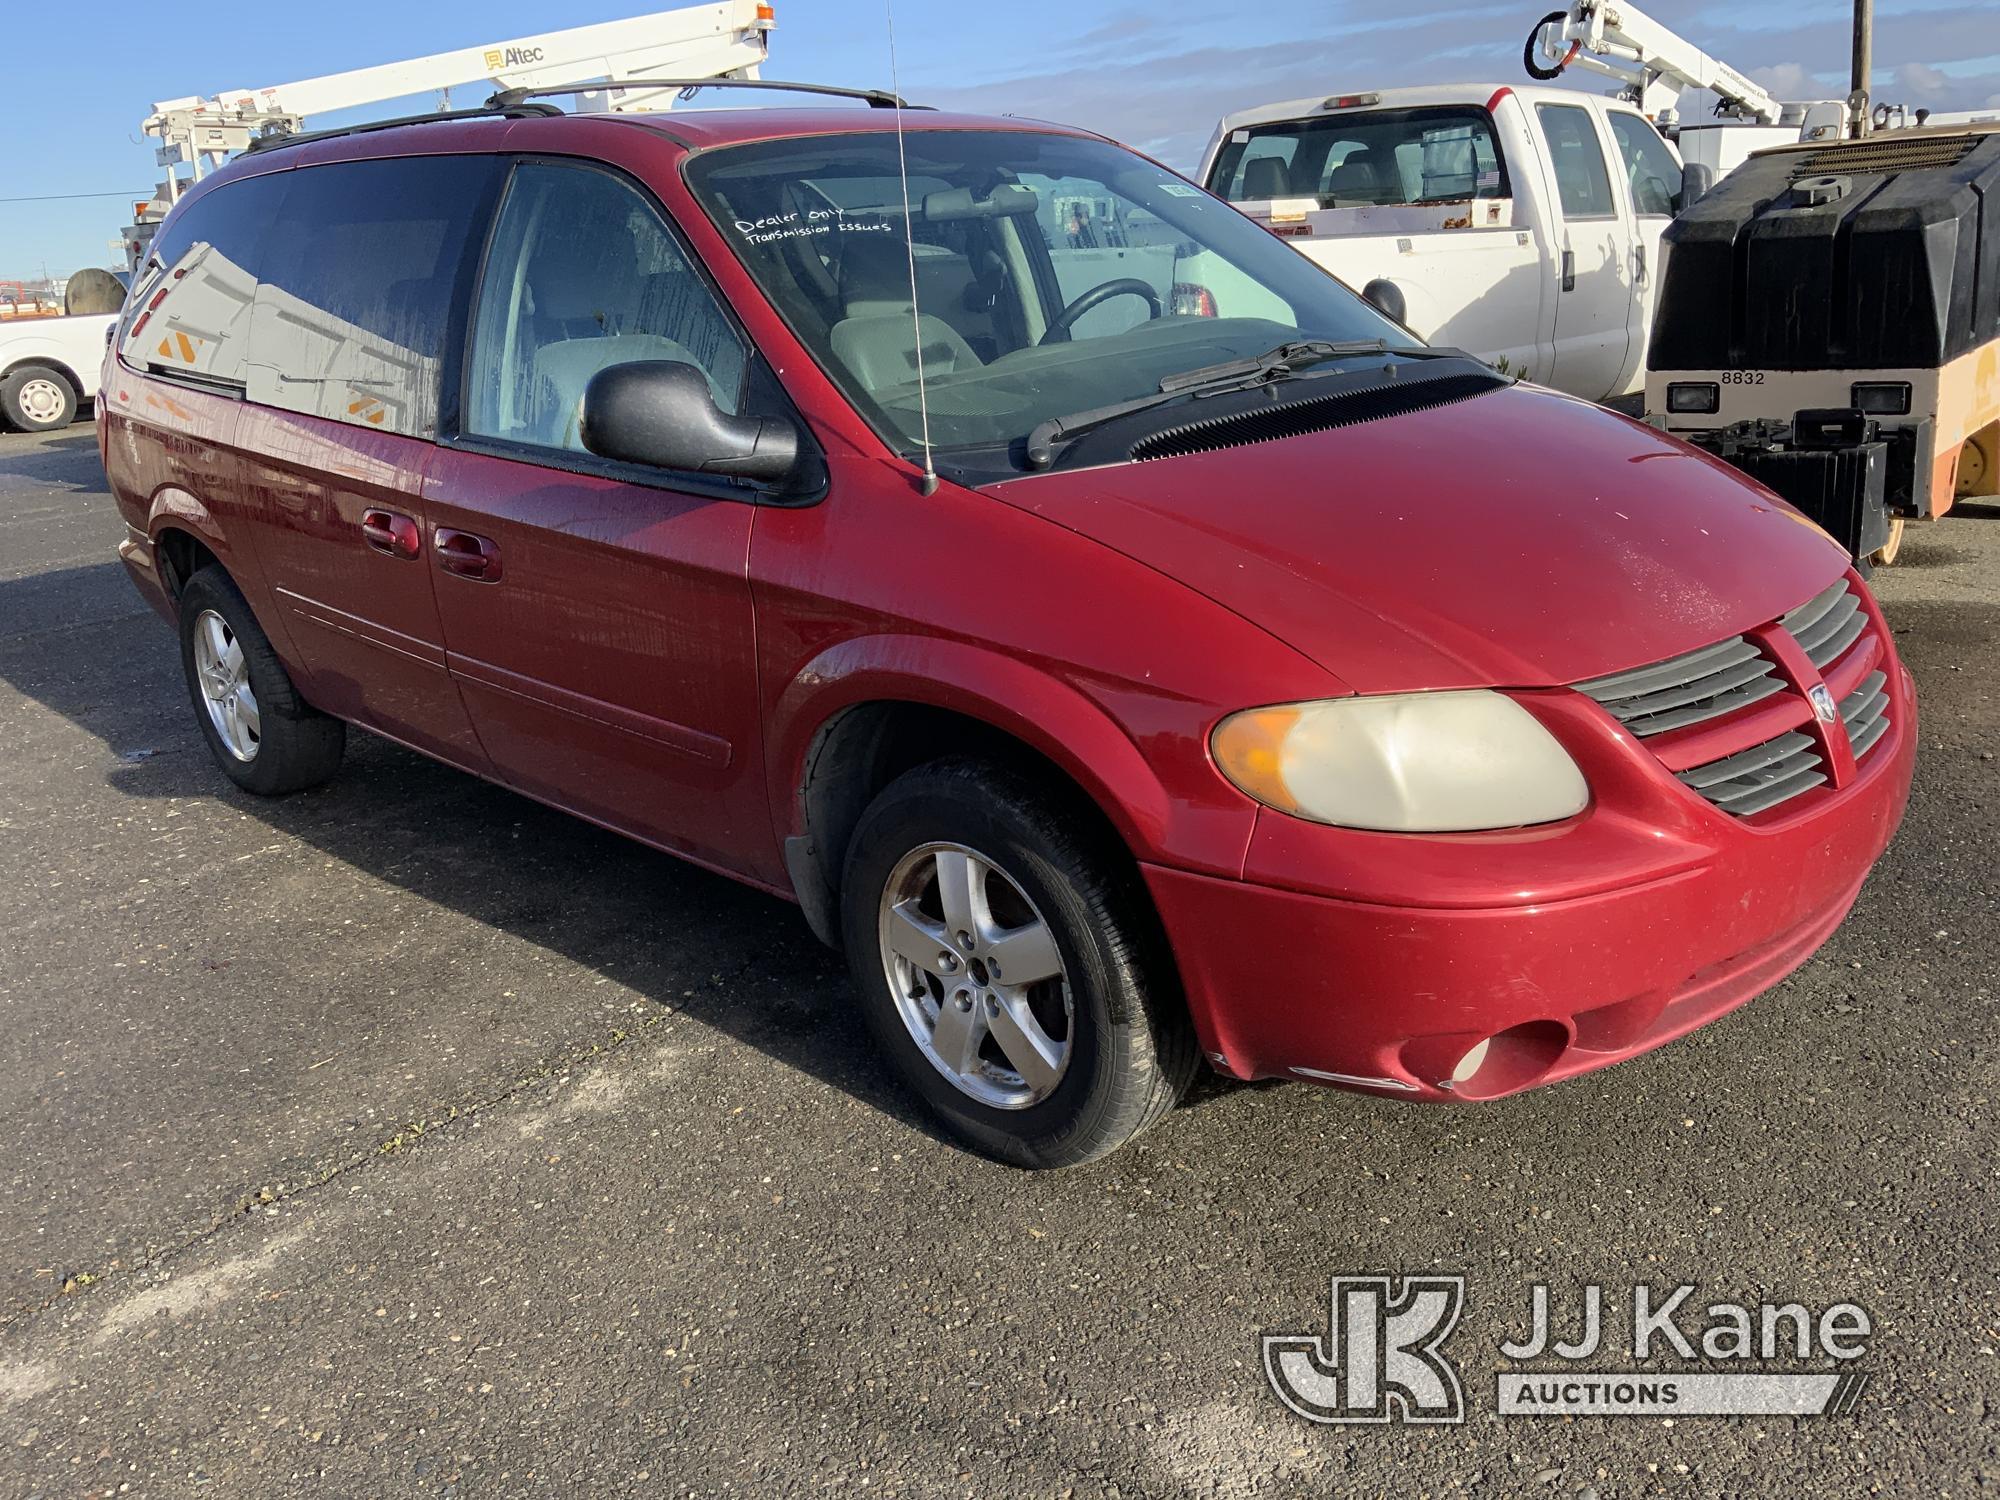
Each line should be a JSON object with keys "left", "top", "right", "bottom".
{"left": 1145, "top": 656, "right": 1917, "bottom": 1102}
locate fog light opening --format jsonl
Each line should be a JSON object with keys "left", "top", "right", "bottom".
{"left": 1445, "top": 1021, "right": 1569, "bottom": 1100}
{"left": 1449, "top": 1038, "right": 1491, "bottom": 1085}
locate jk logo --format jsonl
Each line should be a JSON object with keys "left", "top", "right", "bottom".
{"left": 1263, "top": 1275, "right": 1466, "bottom": 1424}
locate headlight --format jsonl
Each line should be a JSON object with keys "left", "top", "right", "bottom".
{"left": 1210, "top": 691, "right": 1589, "bottom": 832}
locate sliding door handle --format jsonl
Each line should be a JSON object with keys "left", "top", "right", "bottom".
{"left": 359, "top": 508, "right": 420, "bottom": 560}
{"left": 435, "top": 528, "right": 502, "bottom": 583}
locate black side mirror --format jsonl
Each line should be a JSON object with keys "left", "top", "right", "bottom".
{"left": 581, "top": 361, "right": 802, "bottom": 488}
{"left": 1361, "top": 277, "right": 1407, "bottom": 325}
{"left": 1675, "top": 161, "right": 1716, "bottom": 214}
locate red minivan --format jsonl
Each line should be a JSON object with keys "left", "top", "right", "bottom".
{"left": 100, "top": 92, "right": 1915, "bottom": 1165}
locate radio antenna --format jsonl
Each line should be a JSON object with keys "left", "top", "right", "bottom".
{"left": 885, "top": 0, "right": 939, "bottom": 495}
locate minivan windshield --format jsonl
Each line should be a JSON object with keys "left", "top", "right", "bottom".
{"left": 683, "top": 130, "right": 1411, "bottom": 466}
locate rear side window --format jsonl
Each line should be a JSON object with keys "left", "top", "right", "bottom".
{"left": 463, "top": 162, "right": 748, "bottom": 454}
{"left": 120, "top": 171, "right": 287, "bottom": 390}
{"left": 248, "top": 156, "right": 505, "bottom": 437}
{"left": 1536, "top": 104, "right": 1618, "bottom": 219}
{"left": 1606, "top": 112, "right": 1682, "bottom": 216}
{"left": 1207, "top": 107, "right": 1509, "bottom": 207}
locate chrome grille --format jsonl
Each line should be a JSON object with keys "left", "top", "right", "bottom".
{"left": 1782, "top": 578, "right": 1867, "bottom": 670}
{"left": 1578, "top": 573, "right": 1893, "bottom": 819}
{"left": 1677, "top": 730, "right": 1827, "bottom": 817}
{"left": 1843, "top": 670, "right": 1891, "bottom": 761}
{"left": 1575, "top": 635, "right": 1785, "bottom": 737}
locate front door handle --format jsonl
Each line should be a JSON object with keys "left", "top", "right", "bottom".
{"left": 1560, "top": 248, "right": 1576, "bottom": 292}
{"left": 359, "top": 508, "right": 420, "bottom": 560}
{"left": 435, "top": 527, "right": 502, "bottom": 583}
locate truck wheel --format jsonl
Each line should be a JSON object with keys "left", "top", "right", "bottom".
{"left": 1871, "top": 516, "right": 1905, "bottom": 567}
{"left": 840, "top": 757, "right": 1199, "bottom": 1168}
{"left": 178, "top": 567, "right": 345, "bottom": 795}
{"left": 0, "top": 364, "right": 76, "bottom": 432}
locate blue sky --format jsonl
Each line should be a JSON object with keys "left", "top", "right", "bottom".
{"left": 2, "top": 0, "right": 1991, "bottom": 279}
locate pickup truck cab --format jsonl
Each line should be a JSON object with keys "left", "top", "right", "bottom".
{"left": 0, "top": 311, "right": 116, "bottom": 431}
{"left": 1199, "top": 84, "right": 1688, "bottom": 404}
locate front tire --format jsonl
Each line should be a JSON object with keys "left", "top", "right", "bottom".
{"left": 1, "top": 364, "right": 77, "bottom": 432}
{"left": 178, "top": 567, "right": 345, "bottom": 795}
{"left": 840, "top": 758, "right": 1198, "bottom": 1168}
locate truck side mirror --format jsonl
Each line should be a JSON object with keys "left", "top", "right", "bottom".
{"left": 1675, "top": 162, "right": 1716, "bottom": 213}
{"left": 581, "top": 361, "right": 804, "bottom": 489}
{"left": 1361, "top": 278, "right": 1408, "bottom": 326}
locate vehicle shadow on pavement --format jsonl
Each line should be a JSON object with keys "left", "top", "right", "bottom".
{"left": 0, "top": 427, "right": 101, "bottom": 493}
{"left": 0, "top": 558, "right": 963, "bottom": 1143}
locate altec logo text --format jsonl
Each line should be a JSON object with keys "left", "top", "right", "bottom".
{"left": 1264, "top": 1277, "right": 1873, "bottom": 1423}
{"left": 483, "top": 44, "right": 548, "bottom": 72}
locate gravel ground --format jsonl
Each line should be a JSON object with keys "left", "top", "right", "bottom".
{"left": 0, "top": 420, "right": 1994, "bottom": 1497}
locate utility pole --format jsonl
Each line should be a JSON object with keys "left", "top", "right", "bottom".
{"left": 1849, "top": 0, "right": 1873, "bottom": 138}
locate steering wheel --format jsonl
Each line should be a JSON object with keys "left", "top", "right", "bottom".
{"left": 1039, "top": 278, "right": 1163, "bottom": 345}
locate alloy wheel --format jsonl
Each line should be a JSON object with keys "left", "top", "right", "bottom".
{"left": 191, "top": 608, "right": 260, "bottom": 761}
{"left": 878, "top": 841, "right": 1074, "bottom": 1109}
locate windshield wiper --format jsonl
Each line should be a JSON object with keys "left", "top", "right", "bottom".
{"left": 1023, "top": 339, "right": 1473, "bottom": 469}
{"left": 1159, "top": 338, "right": 1397, "bottom": 392}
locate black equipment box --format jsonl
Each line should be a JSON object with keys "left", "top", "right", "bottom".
{"left": 1654, "top": 130, "right": 2000, "bottom": 372}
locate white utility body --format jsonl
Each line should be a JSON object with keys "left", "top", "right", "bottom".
{"left": 1199, "top": 84, "right": 1684, "bottom": 402}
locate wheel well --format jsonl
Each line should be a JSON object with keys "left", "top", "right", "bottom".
{"left": 2, "top": 358, "right": 83, "bottom": 400}
{"left": 153, "top": 528, "right": 220, "bottom": 599}
{"left": 789, "top": 701, "right": 1134, "bottom": 947}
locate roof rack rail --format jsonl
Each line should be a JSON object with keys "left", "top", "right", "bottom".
{"left": 484, "top": 78, "right": 926, "bottom": 112}
{"left": 241, "top": 102, "right": 563, "bottom": 156}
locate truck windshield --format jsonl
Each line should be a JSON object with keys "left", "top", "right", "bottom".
{"left": 1207, "top": 106, "right": 1509, "bottom": 208}
{"left": 683, "top": 130, "right": 1407, "bottom": 465}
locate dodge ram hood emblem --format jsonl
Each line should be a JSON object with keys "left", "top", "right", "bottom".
{"left": 1809, "top": 683, "right": 1840, "bottom": 725}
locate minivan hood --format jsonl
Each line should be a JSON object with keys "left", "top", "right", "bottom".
{"left": 983, "top": 384, "right": 1851, "bottom": 694}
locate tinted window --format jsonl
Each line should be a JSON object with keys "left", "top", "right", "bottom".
{"left": 464, "top": 162, "right": 748, "bottom": 453}
{"left": 1208, "top": 107, "right": 1510, "bottom": 207}
{"left": 1607, "top": 112, "right": 1681, "bottom": 216}
{"left": 1537, "top": 104, "right": 1617, "bottom": 219}
{"left": 120, "top": 171, "right": 288, "bottom": 390}
{"left": 246, "top": 156, "right": 504, "bottom": 437}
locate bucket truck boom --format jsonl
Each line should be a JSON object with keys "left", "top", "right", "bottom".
{"left": 1523, "top": 1, "right": 1850, "bottom": 176}
{"left": 1524, "top": 1, "right": 1784, "bottom": 126}
{"left": 127, "top": 2, "right": 776, "bottom": 263}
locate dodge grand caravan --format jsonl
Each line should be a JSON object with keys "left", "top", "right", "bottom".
{"left": 100, "top": 92, "right": 1915, "bottom": 1166}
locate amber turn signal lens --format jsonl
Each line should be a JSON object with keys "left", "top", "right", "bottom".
{"left": 1209, "top": 705, "right": 1305, "bottom": 814}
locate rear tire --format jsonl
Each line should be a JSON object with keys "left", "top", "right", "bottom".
{"left": 178, "top": 567, "right": 344, "bottom": 795}
{"left": 840, "top": 757, "right": 1198, "bottom": 1168}
{"left": 0, "top": 364, "right": 76, "bottom": 432}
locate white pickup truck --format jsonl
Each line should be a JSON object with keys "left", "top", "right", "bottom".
{"left": 1197, "top": 84, "right": 1695, "bottom": 405}
{"left": 0, "top": 311, "right": 117, "bottom": 432}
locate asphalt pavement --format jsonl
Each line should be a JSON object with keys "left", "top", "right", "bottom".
{"left": 0, "top": 420, "right": 1994, "bottom": 1497}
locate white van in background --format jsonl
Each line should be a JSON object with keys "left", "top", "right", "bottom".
{"left": 1197, "top": 84, "right": 1698, "bottom": 405}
